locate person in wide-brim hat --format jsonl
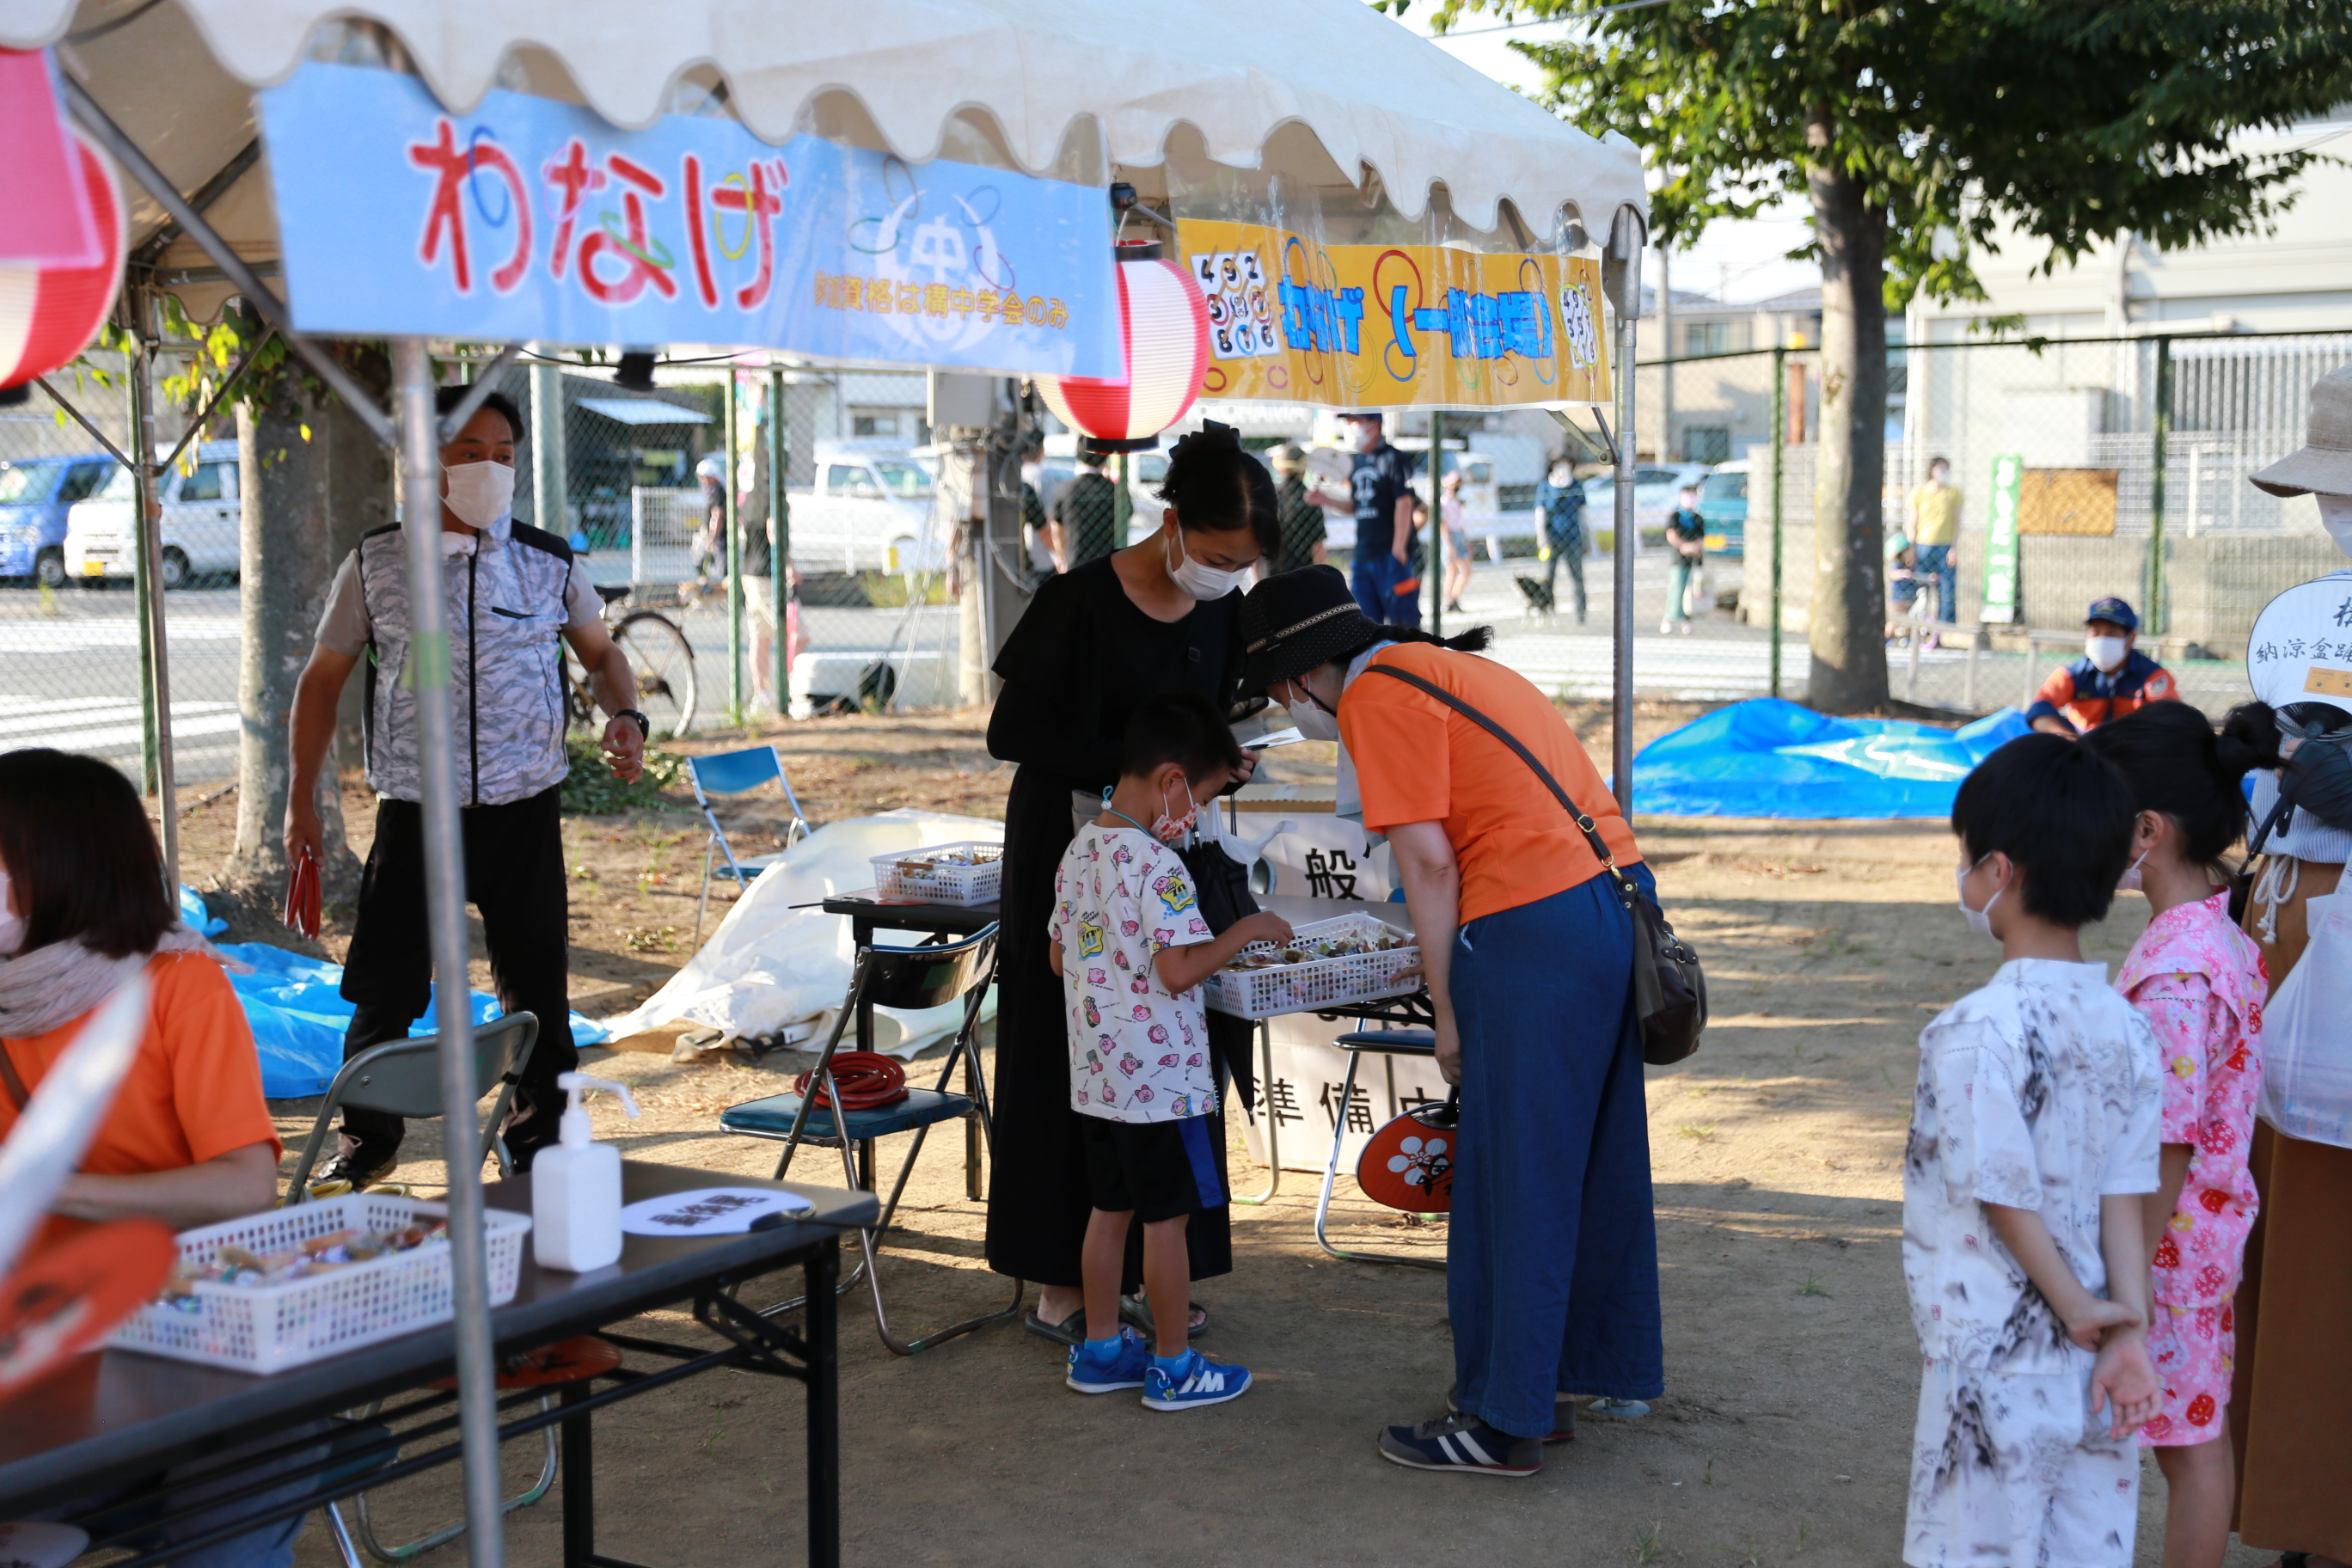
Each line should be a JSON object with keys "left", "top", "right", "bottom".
{"left": 1238, "top": 566, "right": 1667, "bottom": 1480}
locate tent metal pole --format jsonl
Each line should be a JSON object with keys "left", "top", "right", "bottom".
{"left": 124, "top": 281, "right": 181, "bottom": 887}
{"left": 391, "top": 337, "right": 506, "bottom": 1568}
{"left": 769, "top": 368, "right": 789, "bottom": 710}
{"left": 725, "top": 370, "right": 744, "bottom": 722}
{"left": 1608, "top": 217, "right": 1643, "bottom": 815}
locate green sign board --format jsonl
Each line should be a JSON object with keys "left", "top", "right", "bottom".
{"left": 1980, "top": 452, "right": 2024, "bottom": 624}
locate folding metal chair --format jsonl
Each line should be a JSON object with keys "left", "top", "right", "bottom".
{"left": 718, "top": 924, "right": 1021, "bottom": 1354}
{"left": 689, "top": 744, "right": 812, "bottom": 945}
{"left": 1317, "top": 1028, "right": 1448, "bottom": 1271}
{"left": 281, "top": 1013, "right": 538, "bottom": 1200}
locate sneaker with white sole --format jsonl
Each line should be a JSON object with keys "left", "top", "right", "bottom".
{"left": 1378, "top": 1412, "right": 1543, "bottom": 1477}
{"left": 1064, "top": 1328, "right": 1150, "bottom": 1394}
{"left": 1141, "top": 1348, "right": 1251, "bottom": 1411}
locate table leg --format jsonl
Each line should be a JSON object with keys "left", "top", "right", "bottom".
{"left": 806, "top": 1238, "right": 841, "bottom": 1568}
{"left": 852, "top": 921, "right": 876, "bottom": 1054}
{"left": 1315, "top": 1050, "right": 1446, "bottom": 1272}
{"left": 1234, "top": 1020, "right": 1281, "bottom": 1205}
{"left": 561, "top": 1379, "right": 593, "bottom": 1566}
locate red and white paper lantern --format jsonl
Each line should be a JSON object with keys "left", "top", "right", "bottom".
{"left": 1038, "top": 241, "right": 1210, "bottom": 450}
{"left": 0, "top": 126, "right": 126, "bottom": 394}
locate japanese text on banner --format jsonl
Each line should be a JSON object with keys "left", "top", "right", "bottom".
{"left": 258, "top": 63, "right": 1119, "bottom": 378}
{"left": 1177, "top": 219, "right": 1610, "bottom": 409}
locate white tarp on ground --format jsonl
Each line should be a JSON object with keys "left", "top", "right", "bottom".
{"left": 598, "top": 809, "right": 1003, "bottom": 1058}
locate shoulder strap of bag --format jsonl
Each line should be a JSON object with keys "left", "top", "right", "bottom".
{"left": 0, "top": 1044, "right": 29, "bottom": 1112}
{"left": 1362, "top": 662, "right": 1636, "bottom": 898}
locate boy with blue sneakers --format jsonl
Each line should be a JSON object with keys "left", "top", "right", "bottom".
{"left": 1048, "top": 691, "right": 1289, "bottom": 1410}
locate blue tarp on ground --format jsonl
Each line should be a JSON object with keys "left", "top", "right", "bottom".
{"left": 1629, "top": 698, "right": 2033, "bottom": 819}
{"left": 198, "top": 929, "right": 611, "bottom": 1099}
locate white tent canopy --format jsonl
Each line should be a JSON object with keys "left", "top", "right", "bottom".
{"left": 4, "top": 0, "right": 1644, "bottom": 313}
{"left": 8, "top": 0, "right": 1642, "bottom": 226}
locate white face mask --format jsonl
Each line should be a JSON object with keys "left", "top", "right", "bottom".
{"left": 1279, "top": 675, "right": 1341, "bottom": 742}
{"left": 1350, "top": 422, "right": 1379, "bottom": 453}
{"left": 1549, "top": 464, "right": 1572, "bottom": 487}
{"left": 2318, "top": 493, "right": 2352, "bottom": 558}
{"left": 2086, "top": 634, "right": 2128, "bottom": 673}
{"left": 2116, "top": 848, "right": 2151, "bottom": 893}
{"left": 0, "top": 867, "right": 22, "bottom": 956}
{"left": 443, "top": 459, "right": 515, "bottom": 530}
{"left": 1162, "top": 527, "right": 1253, "bottom": 601}
{"left": 1956, "top": 854, "right": 2004, "bottom": 940}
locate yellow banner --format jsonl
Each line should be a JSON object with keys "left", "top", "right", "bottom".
{"left": 1178, "top": 219, "right": 1611, "bottom": 409}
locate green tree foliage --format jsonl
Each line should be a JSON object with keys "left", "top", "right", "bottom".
{"left": 1387, "top": 0, "right": 2352, "bottom": 707}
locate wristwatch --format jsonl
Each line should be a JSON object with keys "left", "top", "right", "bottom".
{"left": 613, "top": 708, "right": 651, "bottom": 740}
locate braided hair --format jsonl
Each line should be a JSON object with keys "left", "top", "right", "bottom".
{"left": 1157, "top": 421, "right": 1280, "bottom": 559}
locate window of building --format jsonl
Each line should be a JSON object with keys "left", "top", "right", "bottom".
{"left": 848, "top": 407, "right": 904, "bottom": 438}
{"left": 1683, "top": 427, "right": 1732, "bottom": 463}
{"left": 1684, "top": 322, "right": 1731, "bottom": 358}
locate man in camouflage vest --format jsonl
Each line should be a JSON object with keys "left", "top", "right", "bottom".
{"left": 285, "top": 387, "right": 646, "bottom": 1189}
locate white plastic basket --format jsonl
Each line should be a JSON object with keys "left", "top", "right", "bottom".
{"left": 108, "top": 1194, "right": 531, "bottom": 1375}
{"left": 1203, "top": 914, "right": 1421, "bottom": 1020}
{"left": 869, "top": 840, "right": 1003, "bottom": 906}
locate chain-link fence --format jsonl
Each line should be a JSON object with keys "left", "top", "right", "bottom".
{"left": 1456, "top": 327, "right": 2352, "bottom": 720}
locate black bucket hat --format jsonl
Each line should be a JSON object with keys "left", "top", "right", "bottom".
{"left": 1238, "top": 566, "right": 1388, "bottom": 695}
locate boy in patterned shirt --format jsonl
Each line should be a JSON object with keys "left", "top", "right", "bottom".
{"left": 1049, "top": 691, "right": 1291, "bottom": 1410}
{"left": 1907, "top": 734, "right": 2165, "bottom": 1568}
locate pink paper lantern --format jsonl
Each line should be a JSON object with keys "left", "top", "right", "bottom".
{"left": 0, "top": 126, "right": 125, "bottom": 394}
{"left": 1038, "top": 241, "right": 1210, "bottom": 451}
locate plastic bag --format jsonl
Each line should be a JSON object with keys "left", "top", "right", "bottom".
{"left": 2257, "top": 888, "right": 2352, "bottom": 1148}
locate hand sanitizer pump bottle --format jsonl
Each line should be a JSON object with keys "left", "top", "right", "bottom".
{"left": 532, "top": 1073, "right": 640, "bottom": 1271}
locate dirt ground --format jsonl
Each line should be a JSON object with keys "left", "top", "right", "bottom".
{"left": 166, "top": 705, "right": 2255, "bottom": 1568}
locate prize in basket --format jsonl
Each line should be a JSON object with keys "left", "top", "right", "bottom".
{"left": 1203, "top": 914, "right": 1419, "bottom": 1020}
{"left": 868, "top": 841, "right": 1003, "bottom": 906}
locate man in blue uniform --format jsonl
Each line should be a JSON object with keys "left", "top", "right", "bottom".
{"left": 2024, "top": 596, "right": 2178, "bottom": 736}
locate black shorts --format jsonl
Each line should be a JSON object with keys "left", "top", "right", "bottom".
{"left": 1080, "top": 1114, "right": 1228, "bottom": 1223}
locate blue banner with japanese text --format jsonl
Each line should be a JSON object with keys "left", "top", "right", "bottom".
{"left": 258, "top": 64, "right": 1119, "bottom": 376}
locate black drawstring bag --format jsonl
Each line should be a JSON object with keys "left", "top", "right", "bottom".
{"left": 1174, "top": 834, "right": 1261, "bottom": 1108}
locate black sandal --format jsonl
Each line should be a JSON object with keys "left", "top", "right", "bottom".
{"left": 1119, "top": 1294, "right": 1209, "bottom": 1338}
{"left": 1021, "top": 1306, "right": 1088, "bottom": 1348}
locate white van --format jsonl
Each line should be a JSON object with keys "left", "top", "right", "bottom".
{"left": 64, "top": 441, "right": 242, "bottom": 589}
{"left": 787, "top": 445, "right": 942, "bottom": 574}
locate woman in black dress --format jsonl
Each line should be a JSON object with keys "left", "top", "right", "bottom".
{"left": 987, "top": 426, "right": 1281, "bottom": 1342}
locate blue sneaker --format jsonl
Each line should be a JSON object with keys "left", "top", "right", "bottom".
{"left": 1141, "top": 1348, "right": 1251, "bottom": 1411}
{"left": 1065, "top": 1329, "right": 1150, "bottom": 1394}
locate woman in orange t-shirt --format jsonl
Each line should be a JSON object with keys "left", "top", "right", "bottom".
{"left": 0, "top": 749, "right": 311, "bottom": 1568}
{"left": 1237, "top": 567, "right": 1662, "bottom": 1481}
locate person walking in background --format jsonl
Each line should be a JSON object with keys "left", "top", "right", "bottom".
{"left": 1020, "top": 435, "right": 1057, "bottom": 588}
{"left": 1661, "top": 486, "right": 1704, "bottom": 635}
{"left": 1908, "top": 735, "right": 2162, "bottom": 1568}
{"left": 1439, "top": 465, "right": 1473, "bottom": 615}
{"left": 2026, "top": 597, "right": 2178, "bottom": 737}
{"left": 1908, "top": 456, "right": 1962, "bottom": 635}
{"left": 1314, "top": 412, "right": 1418, "bottom": 628}
{"left": 2082, "top": 702, "right": 2278, "bottom": 1568}
{"left": 1268, "top": 443, "right": 1327, "bottom": 573}
{"left": 1536, "top": 456, "right": 1589, "bottom": 623}
{"left": 1050, "top": 447, "right": 1121, "bottom": 571}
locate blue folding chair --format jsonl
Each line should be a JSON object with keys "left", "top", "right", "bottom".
{"left": 689, "top": 744, "right": 811, "bottom": 943}
{"left": 719, "top": 924, "right": 1021, "bottom": 1355}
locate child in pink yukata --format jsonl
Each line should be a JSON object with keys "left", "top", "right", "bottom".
{"left": 2086, "top": 703, "right": 2275, "bottom": 1568}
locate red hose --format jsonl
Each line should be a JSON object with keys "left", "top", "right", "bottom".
{"left": 793, "top": 1051, "right": 909, "bottom": 1110}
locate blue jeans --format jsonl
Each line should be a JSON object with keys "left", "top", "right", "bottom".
{"left": 1448, "top": 869, "right": 1664, "bottom": 1439}
{"left": 1350, "top": 551, "right": 1421, "bottom": 630}
{"left": 1666, "top": 557, "right": 1696, "bottom": 622}
{"left": 1915, "top": 543, "right": 1956, "bottom": 624}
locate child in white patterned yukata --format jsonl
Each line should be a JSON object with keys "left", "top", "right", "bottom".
{"left": 1049, "top": 691, "right": 1291, "bottom": 1411}
{"left": 1907, "top": 734, "right": 2165, "bottom": 1568}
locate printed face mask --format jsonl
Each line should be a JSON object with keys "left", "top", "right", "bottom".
{"left": 1956, "top": 854, "right": 2004, "bottom": 940}
{"left": 2086, "top": 634, "right": 2128, "bottom": 673}
{"left": 1153, "top": 781, "right": 1201, "bottom": 845}
{"left": 442, "top": 459, "right": 515, "bottom": 530}
{"left": 1163, "top": 527, "right": 1254, "bottom": 601}
{"left": 0, "top": 867, "right": 21, "bottom": 956}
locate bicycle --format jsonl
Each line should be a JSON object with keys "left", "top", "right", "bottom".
{"left": 565, "top": 583, "right": 698, "bottom": 740}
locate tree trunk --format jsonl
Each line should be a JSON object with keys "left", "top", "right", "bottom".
{"left": 1804, "top": 116, "right": 1891, "bottom": 714}
{"left": 227, "top": 358, "right": 378, "bottom": 907}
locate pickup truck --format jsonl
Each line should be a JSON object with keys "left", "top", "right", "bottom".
{"left": 785, "top": 447, "right": 944, "bottom": 575}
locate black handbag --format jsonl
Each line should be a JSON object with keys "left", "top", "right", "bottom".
{"left": 1363, "top": 665, "right": 1707, "bottom": 1065}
